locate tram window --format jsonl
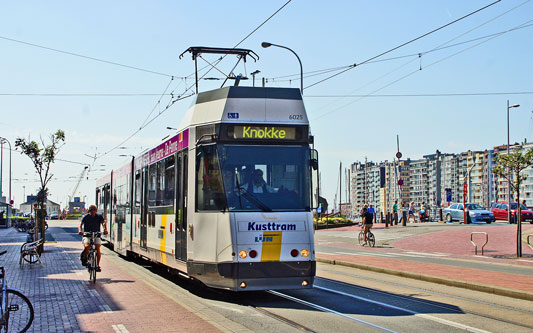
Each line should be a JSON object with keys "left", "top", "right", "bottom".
{"left": 196, "top": 145, "right": 226, "bottom": 211}
{"left": 135, "top": 172, "right": 141, "bottom": 207}
{"left": 148, "top": 164, "right": 157, "bottom": 207}
{"left": 163, "top": 156, "right": 175, "bottom": 206}
{"left": 157, "top": 161, "right": 165, "bottom": 205}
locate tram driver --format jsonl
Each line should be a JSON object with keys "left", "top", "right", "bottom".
{"left": 241, "top": 169, "right": 274, "bottom": 193}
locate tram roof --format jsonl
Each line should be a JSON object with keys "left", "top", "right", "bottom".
{"left": 176, "top": 86, "right": 308, "bottom": 131}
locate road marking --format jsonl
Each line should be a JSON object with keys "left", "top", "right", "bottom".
{"left": 405, "top": 252, "right": 449, "bottom": 257}
{"left": 335, "top": 251, "right": 396, "bottom": 258}
{"left": 518, "top": 259, "right": 533, "bottom": 263}
{"left": 269, "top": 290, "right": 398, "bottom": 333}
{"left": 315, "top": 286, "right": 491, "bottom": 333}
{"left": 112, "top": 324, "right": 130, "bottom": 333}
{"left": 385, "top": 253, "right": 426, "bottom": 258}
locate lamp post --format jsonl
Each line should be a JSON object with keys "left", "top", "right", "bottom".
{"left": 507, "top": 100, "right": 520, "bottom": 224}
{"left": 251, "top": 70, "right": 260, "bottom": 87}
{"left": 0, "top": 137, "right": 12, "bottom": 223}
{"left": 261, "top": 42, "right": 303, "bottom": 94}
{"left": 468, "top": 154, "right": 477, "bottom": 203}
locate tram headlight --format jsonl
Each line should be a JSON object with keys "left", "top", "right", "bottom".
{"left": 238, "top": 250, "right": 248, "bottom": 259}
{"left": 301, "top": 249, "right": 310, "bottom": 257}
{"left": 302, "top": 280, "right": 309, "bottom": 287}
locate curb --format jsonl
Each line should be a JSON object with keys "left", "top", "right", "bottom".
{"left": 316, "top": 257, "right": 533, "bottom": 302}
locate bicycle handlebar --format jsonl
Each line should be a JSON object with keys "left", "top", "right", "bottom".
{"left": 82, "top": 232, "right": 102, "bottom": 237}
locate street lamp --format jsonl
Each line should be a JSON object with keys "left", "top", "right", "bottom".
{"left": 261, "top": 42, "right": 303, "bottom": 94}
{"left": 0, "top": 137, "right": 11, "bottom": 222}
{"left": 250, "top": 70, "right": 260, "bottom": 87}
{"left": 507, "top": 100, "right": 520, "bottom": 224}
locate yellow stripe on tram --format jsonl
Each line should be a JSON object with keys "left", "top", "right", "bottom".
{"left": 160, "top": 215, "right": 167, "bottom": 265}
{"left": 260, "top": 231, "right": 282, "bottom": 262}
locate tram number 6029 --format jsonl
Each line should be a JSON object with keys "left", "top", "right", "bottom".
{"left": 289, "top": 114, "right": 303, "bottom": 120}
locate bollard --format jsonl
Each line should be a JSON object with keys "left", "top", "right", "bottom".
{"left": 402, "top": 211, "right": 407, "bottom": 226}
{"left": 380, "top": 212, "right": 383, "bottom": 225}
{"left": 385, "top": 212, "right": 390, "bottom": 228}
{"left": 439, "top": 208, "right": 443, "bottom": 221}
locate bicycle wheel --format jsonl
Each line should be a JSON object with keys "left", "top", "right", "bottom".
{"left": 5, "top": 289, "right": 34, "bottom": 333}
{"left": 358, "top": 231, "right": 364, "bottom": 245}
{"left": 367, "top": 232, "right": 376, "bottom": 248}
{"left": 89, "top": 252, "right": 97, "bottom": 283}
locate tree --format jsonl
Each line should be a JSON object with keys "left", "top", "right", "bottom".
{"left": 15, "top": 130, "right": 65, "bottom": 251}
{"left": 492, "top": 147, "right": 533, "bottom": 257}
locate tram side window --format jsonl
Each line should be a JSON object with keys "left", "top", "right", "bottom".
{"left": 135, "top": 172, "right": 141, "bottom": 208}
{"left": 163, "top": 156, "right": 175, "bottom": 206}
{"left": 148, "top": 163, "right": 157, "bottom": 207}
{"left": 197, "top": 145, "right": 226, "bottom": 211}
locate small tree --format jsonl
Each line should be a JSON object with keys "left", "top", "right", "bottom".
{"left": 15, "top": 130, "right": 65, "bottom": 251}
{"left": 492, "top": 147, "right": 533, "bottom": 257}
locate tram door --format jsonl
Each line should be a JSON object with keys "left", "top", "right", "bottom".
{"left": 140, "top": 167, "right": 148, "bottom": 249}
{"left": 175, "top": 151, "right": 188, "bottom": 261}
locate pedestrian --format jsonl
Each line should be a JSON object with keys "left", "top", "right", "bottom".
{"left": 367, "top": 204, "right": 376, "bottom": 224}
{"left": 392, "top": 200, "right": 398, "bottom": 224}
{"left": 408, "top": 201, "right": 415, "bottom": 222}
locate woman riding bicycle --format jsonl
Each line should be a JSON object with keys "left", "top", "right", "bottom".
{"left": 78, "top": 205, "right": 107, "bottom": 272}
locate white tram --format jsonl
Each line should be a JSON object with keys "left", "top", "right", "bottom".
{"left": 96, "top": 86, "right": 319, "bottom": 290}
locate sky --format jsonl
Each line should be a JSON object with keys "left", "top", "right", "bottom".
{"left": 0, "top": 0, "right": 532, "bottom": 210}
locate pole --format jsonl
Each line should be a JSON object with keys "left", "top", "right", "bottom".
{"left": 507, "top": 100, "right": 511, "bottom": 225}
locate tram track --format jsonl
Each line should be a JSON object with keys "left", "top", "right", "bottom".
{"left": 316, "top": 270, "right": 533, "bottom": 331}
{"left": 103, "top": 241, "right": 530, "bottom": 332}
{"left": 316, "top": 276, "right": 533, "bottom": 330}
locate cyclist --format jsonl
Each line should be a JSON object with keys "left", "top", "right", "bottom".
{"left": 360, "top": 206, "right": 374, "bottom": 246}
{"left": 78, "top": 205, "right": 108, "bottom": 271}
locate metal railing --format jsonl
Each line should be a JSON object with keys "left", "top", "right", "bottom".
{"left": 470, "top": 232, "right": 488, "bottom": 256}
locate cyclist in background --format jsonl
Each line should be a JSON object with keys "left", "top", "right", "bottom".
{"left": 361, "top": 206, "right": 374, "bottom": 246}
{"left": 78, "top": 205, "right": 108, "bottom": 271}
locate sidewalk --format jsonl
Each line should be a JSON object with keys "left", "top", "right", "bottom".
{"left": 316, "top": 222, "right": 533, "bottom": 301}
{"left": 0, "top": 226, "right": 224, "bottom": 333}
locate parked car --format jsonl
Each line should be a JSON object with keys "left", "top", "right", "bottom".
{"left": 491, "top": 202, "right": 533, "bottom": 224}
{"left": 444, "top": 203, "right": 495, "bottom": 223}
{"left": 48, "top": 211, "right": 59, "bottom": 220}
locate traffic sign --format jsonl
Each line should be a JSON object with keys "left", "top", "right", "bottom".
{"left": 398, "top": 179, "right": 404, "bottom": 186}
{"left": 396, "top": 152, "right": 402, "bottom": 159}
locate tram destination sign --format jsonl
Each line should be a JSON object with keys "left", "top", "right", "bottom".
{"left": 232, "top": 125, "right": 297, "bottom": 140}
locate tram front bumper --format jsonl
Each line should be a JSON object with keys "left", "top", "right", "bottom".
{"left": 187, "top": 260, "right": 316, "bottom": 291}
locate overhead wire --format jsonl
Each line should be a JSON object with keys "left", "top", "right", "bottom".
{"left": 313, "top": 18, "right": 532, "bottom": 120}
{"left": 0, "top": 35, "right": 178, "bottom": 78}
{"left": 267, "top": 20, "right": 533, "bottom": 83}
{"left": 305, "top": 0, "right": 503, "bottom": 90}
{"left": 311, "top": 0, "right": 531, "bottom": 119}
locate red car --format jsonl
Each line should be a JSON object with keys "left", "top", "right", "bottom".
{"left": 490, "top": 202, "right": 533, "bottom": 224}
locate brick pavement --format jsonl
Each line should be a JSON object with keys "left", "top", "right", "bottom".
{"left": 316, "top": 222, "right": 533, "bottom": 299}
{"left": 0, "top": 227, "right": 222, "bottom": 333}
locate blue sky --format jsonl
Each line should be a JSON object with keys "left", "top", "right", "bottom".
{"left": 0, "top": 1, "right": 532, "bottom": 209}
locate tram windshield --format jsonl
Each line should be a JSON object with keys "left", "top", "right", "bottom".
{"left": 196, "top": 145, "right": 311, "bottom": 212}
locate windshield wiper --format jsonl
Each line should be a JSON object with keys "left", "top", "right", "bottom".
{"left": 236, "top": 187, "right": 272, "bottom": 212}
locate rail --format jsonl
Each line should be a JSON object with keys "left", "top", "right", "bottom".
{"left": 470, "top": 232, "right": 488, "bottom": 256}
{"left": 527, "top": 234, "right": 533, "bottom": 251}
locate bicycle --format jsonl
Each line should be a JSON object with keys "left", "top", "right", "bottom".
{"left": 358, "top": 225, "right": 376, "bottom": 247}
{"left": 0, "top": 251, "right": 34, "bottom": 332}
{"left": 82, "top": 232, "right": 101, "bottom": 284}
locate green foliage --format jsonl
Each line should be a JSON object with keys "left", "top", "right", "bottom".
{"left": 66, "top": 214, "right": 83, "bottom": 220}
{"left": 15, "top": 130, "right": 65, "bottom": 207}
{"left": 314, "top": 217, "right": 353, "bottom": 224}
{"left": 493, "top": 147, "right": 533, "bottom": 194}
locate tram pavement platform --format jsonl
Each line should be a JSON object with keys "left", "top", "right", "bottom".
{"left": 315, "top": 222, "right": 533, "bottom": 301}
{"left": 0, "top": 224, "right": 237, "bottom": 333}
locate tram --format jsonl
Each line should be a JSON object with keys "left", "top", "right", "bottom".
{"left": 96, "top": 51, "right": 318, "bottom": 291}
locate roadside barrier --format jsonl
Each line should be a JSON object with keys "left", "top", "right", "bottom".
{"left": 470, "top": 232, "right": 488, "bottom": 255}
